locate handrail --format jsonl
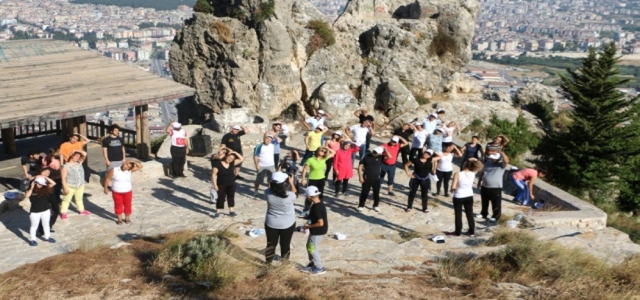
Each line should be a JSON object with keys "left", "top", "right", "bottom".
{"left": 86, "top": 121, "right": 137, "bottom": 149}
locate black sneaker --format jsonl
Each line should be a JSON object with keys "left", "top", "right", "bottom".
{"left": 229, "top": 211, "right": 237, "bottom": 217}
{"left": 236, "top": 175, "right": 244, "bottom": 180}
{"left": 444, "top": 193, "right": 450, "bottom": 197}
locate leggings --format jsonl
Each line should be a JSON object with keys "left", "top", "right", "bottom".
{"left": 408, "top": 178, "right": 430, "bottom": 210}
{"left": 400, "top": 146, "right": 411, "bottom": 166}
{"left": 30, "top": 209, "right": 51, "bottom": 241}
{"left": 37, "top": 196, "right": 60, "bottom": 236}
{"left": 265, "top": 222, "right": 296, "bottom": 264}
{"left": 435, "top": 170, "right": 452, "bottom": 194}
{"left": 324, "top": 158, "right": 335, "bottom": 180}
{"left": 334, "top": 179, "right": 349, "bottom": 195}
{"left": 61, "top": 185, "right": 85, "bottom": 213}
{"left": 216, "top": 183, "right": 237, "bottom": 209}
{"left": 113, "top": 190, "right": 133, "bottom": 215}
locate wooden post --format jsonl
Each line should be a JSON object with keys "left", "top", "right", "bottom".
{"left": 135, "top": 104, "right": 150, "bottom": 160}
{"left": 60, "top": 118, "right": 74, "bottom": 140}
{"left": 1, "top": 127, "right": 16, "bottom": 155}
{"left": 77, "top": 116, "right": 87, "bottom": 137}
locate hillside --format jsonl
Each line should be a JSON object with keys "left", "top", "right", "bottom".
{"left": 70, "top": 0, "right": 196, "bottom": 11}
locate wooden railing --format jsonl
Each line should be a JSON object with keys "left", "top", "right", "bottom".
{"left": 86, "top": 121, "right": 137, "bottom": 149}
{"left": 0, "top": 121, "right": 60, "bottom": 141}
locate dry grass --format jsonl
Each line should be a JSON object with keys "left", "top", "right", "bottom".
{"left": 210, "top": 21, "right": 233, "bottom": 44}
{"left": 437, "top": 228, "right": 640, "bottom": 299}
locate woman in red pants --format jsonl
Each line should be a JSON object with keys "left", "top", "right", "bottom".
{"left": 104, "top": 160, "right": 143, "bottom": 225}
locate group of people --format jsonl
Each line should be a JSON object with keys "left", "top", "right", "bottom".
{"left": 20, "top": 124, "right": 143, "bottom": 246}
{"left": 203, "top": 107, "right": 547, "bottom": 274}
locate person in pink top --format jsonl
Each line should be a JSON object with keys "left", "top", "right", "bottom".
{"left": 333, "top": 141, "right": 360, "bottom": 198}
{"left": 325, "top": 131, "right": 344, "bottom": 181}
{"left": 510, "top": 168, "right": 546, "bottom": 206}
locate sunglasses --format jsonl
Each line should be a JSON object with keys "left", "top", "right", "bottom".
{"left": 319, "top": 149, "right": 327, "bottom": 152}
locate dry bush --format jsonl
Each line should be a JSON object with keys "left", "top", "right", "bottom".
{"left": 210, "top": 21, "right": 234, "bottom": 44}
{"left": 438, "top": 228, "right": 640, "bottom": 299}
{"left": 428, "top": 29, "right": 459, "bottom": 61}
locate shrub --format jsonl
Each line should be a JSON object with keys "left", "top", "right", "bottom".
{"left": 150, "top": 134, "right": 167, "bottom": 154}
{"left": 253, "top": 0, "right": 275, "bottom": 24}
{"left": 525, "top": 100, "right": 555, "bottom": 126}
{"left": 461, "top": 118, "right": 486, "bottom": 137}
{"left": 306, "top": 19, "right": 335, "bottom": 54}
{"left": 485, "top": 114, "right": 539, "bottom": 160}
{"left": 415, "top": 95, "right": 430, "bottom": 105}
{"left": 194, "top": 0, "right": 214, "bottom": 14}
{"left": 400, "top": 37, "right": 411, "bottom": 47}
{"left": 210, "top": 21, "right": 233, "bottom": 43}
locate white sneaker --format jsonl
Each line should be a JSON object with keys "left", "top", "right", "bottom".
{"left": 253, "top": 191, "right": 259, "bottom": 198}
{"left": 489, "top": 218, "right": 497, "bottom": 223}
{"left": 357, "top": 207, "right": 363, "bottom": 212}
{"left": 474, "top": 213, "right": 484, "bottom": 219}
{"left": 373, "top": 207, "right": 380, "bottom": 212}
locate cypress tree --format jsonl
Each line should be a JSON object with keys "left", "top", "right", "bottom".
{"left": 536, "top": 43, "right": 640, "bottom": 205}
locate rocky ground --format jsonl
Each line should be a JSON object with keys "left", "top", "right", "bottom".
{"left": 0, "top": 132, "right": 534, "bottom": 275}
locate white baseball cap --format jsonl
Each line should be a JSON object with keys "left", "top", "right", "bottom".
{"left": 414, "top": 122, "right": 422, "bottom": 126}
{"left": 391, "top": 136, "right": 399, "bottom": 143}
{"left": 373, "top": 147, "right": 384, "bottom": 154}
{"left": 429, "top": 113, "right": 438, "bottom": 119}
{"left": 317, "top": 109, "right": 325, "bottom": 115}
{"left": 436, "top": 108, "right": 445, "bottom": 113}
{"left": 488, "top": 153, "right": 501, "bottom": 160}
{"left": 424, "top": 149, "right": 434, "bottom": 156}
{"left": 172, "top": 122, "right": 182, "bottom": 129}
{"left": 333, "top": 131, "right": 343, "bottom": 136}
{"left": 271, "top": 171, "right": 288, "bottom": 183}
{"left": 315, "top": 125, "right": 324, "bottom": 130}
{"left": 306, "top": 186, "right": 321, "bottom": 197}
{"left": 34, "top": 177, "right": 47, "bottom": 186}
{"left": 232, "top": 125, "right": 241, "bottom": 130}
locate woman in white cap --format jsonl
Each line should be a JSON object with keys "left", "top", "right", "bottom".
{"left": 264, "top": 171, "right": 297, "bottom": 265}
{"left": 404, "top": 149, "right": 440, "bottom": 213}
{"left": 165, "top": 121, "right": 189, "bottom": 178}
{"left": 441, "top": 121, "right": 460, "bottom": 149}
{"left": 324, "top": 131, "right": 343, "bottom": 181}
{"left": 409, "top": 122, "right": 428, "bottom": 160}
{"left": 24, "top": 176, "right": 57, "bottom": 246}
{"left": 212, "top": 150, "right": 245, "bottom": 218}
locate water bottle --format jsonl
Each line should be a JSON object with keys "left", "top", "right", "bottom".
{"left": 514, "top": 213, "right": 523, "bottom": 221}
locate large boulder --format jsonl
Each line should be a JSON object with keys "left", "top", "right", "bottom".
{"left": 514, "top": 83, "right": 564, "bottom": 106}
{"left": 170, "top": 0, "right": 480, "bottom": 128}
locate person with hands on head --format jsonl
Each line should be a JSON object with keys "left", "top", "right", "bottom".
{"left": 477, "top": 151, "right": 509, "bottom": 223}
{"left": 24, "top": 176, "right": 57, "bottom": 246}
{"left": 449, "top": 158, "right": 483, "bottom": 237}
{"left": 59, "top": 133, "right": 92, "bottom": 163}
{"left": 404, "top": 149, "right": 440, "bottom": 213}
{"left": 333, "top": 141, "right": 360, "bottom": 198}
{"left": 302, "top": 109, "right": 331, "bottom": 132}
{"left": 409, "top": 122, "right": 428, "bottom": 160}
{"left": 357, "top": 146, "right": 390, "bottom": 212}
{"left": 434, "top": 144, "right": 463, "bottom": 197}
{"left": 354, "top": 108, "right": 375, "bottom": 150}
{"left": 301, "top": 185, "right": 329, "bottom": 275}
{"left": 165, "top": 121, "right": 189, "bottom": 178}
{"left": 211, "top": 150, "right": 244, "bottom": 218}
{"left": 392, "top": 123, "right": 414, "bottom": 166}
{"left": 103, "top": 160, "right": 143, "bottom": 225}
{"left": 60, "top": 150, "right": 90, "bottom": 219}
{"left": 441, "top": 121, "right": 460, "bottom": 149}
{"left": 264, "top": 171, "right": 297, "bottom": 265}
{"left": 301, "top": 124, "right": 327, "bottom": 166}
{"left": 380, "top": 135, "right": 410, "bottom": 196}
{"left": 221, "top": 125, "right": 247, "bottom": 179}
{"left": 102, "top": 124, "right": 126, "bottom": 170}
{"left": 253, "top": 135, "right": 278, "bottom": 197}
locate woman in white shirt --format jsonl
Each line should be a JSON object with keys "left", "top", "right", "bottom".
{"left": 434, "top": 144, "right": 462, "bottom": 197}
{"left": 442, "top": 121, "right": 460, "bottom": 149}
{"left": 104, "top": 160, "right": 143, "bottom": 225}
{"left": 448, "top": 158, "right": 483, "bottom": 237}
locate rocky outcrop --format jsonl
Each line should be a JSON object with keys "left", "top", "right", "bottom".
{"left": 169, "top": 0, "right": 479, "bottom": 127}
{"left": 514, "top": 82, "right": 564, "bottom": 107}
{"left": 483, "top": 90, "right": 513, "bottom": 104}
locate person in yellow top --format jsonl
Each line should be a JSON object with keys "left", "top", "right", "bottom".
{"left": 300, "top": 125, "right": 327, "bottom": 166}
{"left": 59, "top": 133, "right": 94, "bottom": 163}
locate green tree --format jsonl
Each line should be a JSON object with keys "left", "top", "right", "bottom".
{"left": 485, "top": 114, "right": 539, "bottom": 161}
{"left": 194, "top": 0, "right": 214, "bottom": 14}
{"left": 535, "top": 43, "right": 640, "bottom": 205}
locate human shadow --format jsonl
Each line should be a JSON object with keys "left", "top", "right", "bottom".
{"left": 82, "top": 192, "right": 117, "bottom": 222}
{"left": 324, "top": 197, "right": 414, "bottom": 234}
{"left": 0, "top": 205, "right": 31, "bottom": 244}
{"left": 0, "top": 177, "right": 20, "bottom": 191}
{"left": 150, "top": 186, "right": 212, "bottom": 217}
{"left": 188, "top": 162, "right": 212, "bottom": 182}
{"left": 156, "top": 178, "right": 208, "bottom": 202}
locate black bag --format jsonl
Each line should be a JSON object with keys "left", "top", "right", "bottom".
{"left": 19, "top": 178, "right": 31, "bottom": 192}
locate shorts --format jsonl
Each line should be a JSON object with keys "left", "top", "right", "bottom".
{"left": 256, "top": 166, "right": 276, "bottom": 183}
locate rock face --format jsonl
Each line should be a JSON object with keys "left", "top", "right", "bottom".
{"left": 170, "top": 0, "right": 479, "bottom": 127}
{"left": 514, "top": 83, "right": 564, "bottom": 107}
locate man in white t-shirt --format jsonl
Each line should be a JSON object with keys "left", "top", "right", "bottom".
{"left": 422, "top": 113, "right": 438, "bottom": 136}
{"left": 165, "top": 121, "right": 189, "bottom": 178}
{"left": 253, "top": 135, "right": 276, "bottom": 197}
{"left": 303, "top": 109, "right": 332, "bottom": 131}
{"left": 346, "top": 120, "right": 372, "bottom": 161}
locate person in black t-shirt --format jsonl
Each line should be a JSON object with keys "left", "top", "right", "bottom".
{"left": 392, "top": 123, "right": 414, "bottom": 167}
{"left": 461, "top": 136, "right": 484, "bottom": 168}
{"left": 21, "top": 148, "right": 42, "bottom": 180}
{"left": 221, "top": 125, "right": 247, "bottom": 179}
{"left": 354, "top": 108, "right": 375, "bottom": 150}
{"left": 211, "top": 150, "right": 244, "bottom": 218}
{"left": 357, "top": 147, "right": 390, "bottom": 212}
{"left": 404, "top": 149, "right": 441, "bottom": 213}
{"left": 302, "top": 186, "right": 328, "bottom": 275}
{"left": 24, "top": 176, "right": 57, "bottom": 246}
{"left": 102, "top": 124, "right": 125, "bottom": 170}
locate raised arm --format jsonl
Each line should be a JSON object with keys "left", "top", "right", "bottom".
{"left": 398, "top": 136, "right": 409, "bottom": 148}
{"left": 451, "top": 145, "right": 463, "bottom": 157}
{"left": 404, "top": 161, "right": 414, "bottom": 177}
{"left": 165, "top": 121, "right": 174, "bottom": 134}
{"left": 324, "top": 146, "right": 336, "bottom": 159}
{"left": 233, "top": 151, "right": 245, "bottom": 165}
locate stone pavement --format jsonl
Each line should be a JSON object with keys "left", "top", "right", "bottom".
{"left": 0, "top": 134, "right": 638, "bottom": 274}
